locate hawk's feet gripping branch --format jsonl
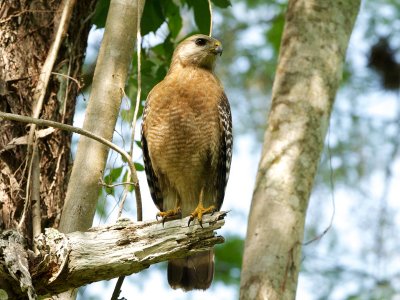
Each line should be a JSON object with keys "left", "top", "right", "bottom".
{"left": 156, "top": 207, "right": 182, "bottom": 226}
{"left": 188, "top": 204, "right": 216, "bottom": 228}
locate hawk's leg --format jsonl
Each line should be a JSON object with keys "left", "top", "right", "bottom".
{"left": 188, "top": 190, "right": 215, "bottom": 228}
{"left": 156, "top": 207, "right": 182, "bottom": 226}
{"left": 156, "top": 197, "right": 182, "bottom": 226}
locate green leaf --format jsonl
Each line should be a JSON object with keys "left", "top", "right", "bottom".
{"left": 134, "top": 162, "right": 145, "bottom": 171}
{"left": 187, "top": 0, "right": 211, "bottom": 34}
{"left": 266, "top": 13, "right": 285, "bottom": 56}
{"left": 135, "top": 140, "right": 142, "bottom": 149}
{"left": 151, "top": 38, "right": 174, "bottom": 63}
{"left": 91, "top": 0, "right": 110, "bottom": 28}
{"left": 122, "top": 171, "right": 135, "bottom": 192}
{"left": 121, "top": 108, "right": 134, "bottom": 123}
{"left": 96, "top": 197, "right": 107, "bottom": 218}
{"left": 103, "top": 166, "right": 123, "bottom": 194}
{"left": 156, "top": 65, "right": 168, "bottom": 82}
{"left": 141, "top": 0, "right": 164, "bottom": 35}
{"left": 211, "top": 0, "right": 231, "bottom": 8}
{"left": 110, "top": 166, "right": 123, "bottom": 180}
{"left": 165, "top": 1, "right": 182, "bottom": 38}
{"left": 214, "top": 235, "right": 244, "bottom": 285}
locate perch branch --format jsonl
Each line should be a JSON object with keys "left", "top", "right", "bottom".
{"left": 31, "top": 212, "right": 227, "bottom": 296}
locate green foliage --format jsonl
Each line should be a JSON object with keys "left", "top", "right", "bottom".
{"left": 121, "top": 170, "right": 133, "bottom": 192}
{"left": 134, "top": 162, "right": 144, "bottom": 171}
{"left": 186, "top": 0, "right": 211, "bottom": 34}
{"left": 103, "top": 166, "right": 123, "bottom": 194}
{"left": 212, "top": 0, "right": 232, "bottom": 8}
{"left": 165, "top": 1, "right": 182, "bottom": 38}
{"left": 141, "top": 0, "right": 184, "bottom": 37}
{"left": 91, "top": 0, "right": 110, "bottom": 28}
{"left": 141, "top": 0, "right": 165, "bottom": 35}
{"left": 214, "top": 0, "right": 287, "bottom": 138}
{"left": 265, "top": 12, "right": 285, "bottom": 56}
{"left": 95, "top": 196, "right": 107, "bottom": 219}
{"left": 120, "top": 106, "right": 134, "bottom": 124}
{"left": 214, "top": 235, "right": 244, "bottom": 285}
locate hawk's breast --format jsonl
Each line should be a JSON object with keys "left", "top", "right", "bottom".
{"left": 145, "top": 69, "right": 223, "bottom": 195}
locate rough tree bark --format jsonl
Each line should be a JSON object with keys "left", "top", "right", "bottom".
{"left": 0, "top": 0, "right": 96, "bottom": 239}
{"left": 240, "top": 1, "right": 360, "bottom": 299}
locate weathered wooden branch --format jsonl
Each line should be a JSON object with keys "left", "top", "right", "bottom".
{"left": 0, "top": 212, "right": 226, "bottom": 298}
{"left": 0, "top": 230, "right": 37, "bottom": 300}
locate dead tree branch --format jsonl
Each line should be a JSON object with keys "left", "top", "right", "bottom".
{"left": 0, "top": 212, "right": 226, "bottom": 298}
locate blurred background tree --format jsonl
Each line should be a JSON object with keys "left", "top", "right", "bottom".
{"left": 77, "top": 0, "right": 400, "bottom": 299}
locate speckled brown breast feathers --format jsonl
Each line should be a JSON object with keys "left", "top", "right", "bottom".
{"left": 141, "top": 34, "right": 232, "bottom": 291}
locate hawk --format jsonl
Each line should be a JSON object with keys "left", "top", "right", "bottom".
{"left": 141, "top": 34, "right": 232, "bottom": 291}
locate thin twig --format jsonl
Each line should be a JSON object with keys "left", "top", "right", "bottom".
{"left": 110, "top": 277, "right": 125, "bottom": 300}
{"left": 99, "top": 178, "right": 135, "bottom": 188}
{"left": 303, "top": 126, "right": 336, "bottom": 246}
{"left": 17, "top": 138, "right": 36, "bottom": 230}
{"left": 31, "top": 145, "right": 41, "bottom": 254}
{"left": 52, "top": 71, "right": 82, "bottom": 90}
{"left": 0, "top": 112, "right": 138, "bottom": 192}
{"left": 208, "top": 0, "right": 213, "bottom": 36}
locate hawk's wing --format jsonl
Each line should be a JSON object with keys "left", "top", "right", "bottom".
{"left": 215, "top": 93, "right": 233, "bottom": 210}
{"left": 141, "top": 101, "right": 164, "bottom": 211}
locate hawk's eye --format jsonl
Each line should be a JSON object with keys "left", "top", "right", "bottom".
{"left": 195, "top": 38, "right": 207, "bottom": 46}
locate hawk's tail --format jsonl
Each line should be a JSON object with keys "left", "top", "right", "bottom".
{"left": 167, "top": 249, "right": 214, "bottom": 291}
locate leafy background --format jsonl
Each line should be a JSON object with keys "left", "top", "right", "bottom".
{"left": 74, "top": 0, "right": 400, "bottom": 299}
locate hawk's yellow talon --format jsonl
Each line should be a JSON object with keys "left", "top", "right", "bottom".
{"left": 157, "top": 207, "right": 181, "bottom": 226}
{"left": 188, "top": 204, "right": 215, "bottom": 227}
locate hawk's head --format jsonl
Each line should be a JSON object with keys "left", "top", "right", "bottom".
{"left": 171, "top": 34, "right": 223, "bottom": 70}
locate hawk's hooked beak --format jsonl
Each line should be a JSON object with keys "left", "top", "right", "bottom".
{"left": 215, "top": 45, "right": 223, "bottom": 56}
{"left": 213, "top": 41, "right": 223, "bottom": 56}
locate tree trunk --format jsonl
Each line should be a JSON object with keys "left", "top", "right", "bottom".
{"left": 240, "top": 1, "right": 360, "bottom": 299}
{"left": 0, "top": 0, "right": 96, "bottom": 239}
{"left": 59, "top": 0, "right": 145, "bottom": 234}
